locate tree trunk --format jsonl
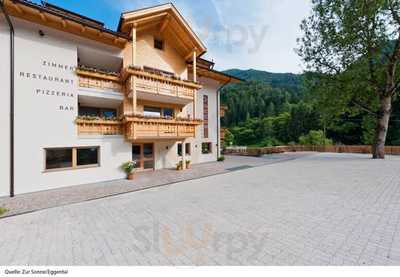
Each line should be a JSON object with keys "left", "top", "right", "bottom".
{"left": 372, "top": 96, "right": 392, "bottom": 159}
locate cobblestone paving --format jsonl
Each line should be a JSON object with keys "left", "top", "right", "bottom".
{"left": 1, "top": 153, "right": 400, "bottom": 266}
{"left": 0, "top": 153, "right": 309, "bottom": 218}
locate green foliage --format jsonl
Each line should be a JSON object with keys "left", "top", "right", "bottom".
{"left": 299, "top": 130, "right": 333, "bottom": 146}
{"left": 223, "top": 129, "right": 235, "bottom": 147}
{"left": 297, "top": 0, "right": 400, "bottom": 155}
{"left": 121, "top": 161, "right": 136, "bottom": 175}
{"left": 0, "top": 207, "right": 7, "bottom": 216}
{"left": 217, "top": 156, "right": 225, "bottom": 162}
{"left": 221, "top": 66, "right": 400, "bottom": 147}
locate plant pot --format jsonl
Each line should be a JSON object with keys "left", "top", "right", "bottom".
{"left": 127, "top": 173, "right": 135, "bottom": 180}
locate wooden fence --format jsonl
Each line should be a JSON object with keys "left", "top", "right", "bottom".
{"left": 224, "top": 145, "right": 400, "bottom": 157}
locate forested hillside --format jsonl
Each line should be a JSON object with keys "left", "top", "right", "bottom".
{"left": 220, "top": 69, "right": 400, "bottom": 147}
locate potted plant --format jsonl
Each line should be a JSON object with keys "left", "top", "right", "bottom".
{"left": 185, "top": 160, "right": 191, "bottom": 169}
{"left": 176, "top": 161, "right": 183, "bottom": 171}
{"left": 122, "top": 161, "right": 136, "bottom": 180}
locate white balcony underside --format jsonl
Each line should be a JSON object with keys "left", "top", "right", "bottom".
{"left": 78, "top": 87, "right": 124, "bottom": 100}
{"left": 129, "top": 90, "right": 193, "bottom": 105}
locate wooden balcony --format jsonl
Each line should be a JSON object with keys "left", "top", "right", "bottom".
{"left": 124, "top": 116, "right": 202, "bottom": 141}
{"left": 124, "top": 67, "right": 202, "bottom": 104}
{"left": 76, "top": 68, "right": 122, "bottom": 93}
{"left": 220, "top": 105, "right": 228, "bottom": 117}
{"left": 76, "top": 118, "right": 123, "bottom": 136}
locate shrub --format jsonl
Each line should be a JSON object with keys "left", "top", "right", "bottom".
{"left": 121, "top": 161, "right": 136, "bottom": 175}
{"left": 299, "top": 130, "right": 333, "bottom": 146}
{"left": 0, "top": 207, "right": 7, "bottom": 216}
{"left": 217, "top": 156, "right": 225, "bottom": 162}
{"left": 176, "top": 161, "right": 183, "bottom": 170}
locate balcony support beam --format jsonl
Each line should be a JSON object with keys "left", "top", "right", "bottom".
{"left": 131, "top": 24, "right": 137, "bottom": 66}
{"left": 193, "top": 50, "right": 197, "bottom": 83}
{"left": 181, "top": 140, "right": 186, "bottom": 170}
{"left": 132, "top": 76, "right": 137, "bottom": 115}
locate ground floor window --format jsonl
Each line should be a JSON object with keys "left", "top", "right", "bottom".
{"left": 202, "top": 142, "right": 212, "bottom": 154}
{"left": 178, "top": 143, "right": 191, "bottom": 157}
{"left": 45, "top": 147, "right": 100, "bottom": 171}
{"left": 185, "top": 143, "right": 191, "bottom": 155}
{"left": 77, "top": 147, "right": 99, "bottom": 166}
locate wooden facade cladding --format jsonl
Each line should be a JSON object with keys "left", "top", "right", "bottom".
{"left": 124, "top": 116, "right": 202, "bottom": 141}
{"left": 124, "top": 68, "right": 202, "bottom": 101}
{"left": 76, "top": 69, "right": 122, "bottom": 92}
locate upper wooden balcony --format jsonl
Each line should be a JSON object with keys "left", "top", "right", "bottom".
{"left": 124, "top": 67, "right": 202, "bottom": 105}
{"left": 76, "top": 67, "right": 122, "bottom": 93}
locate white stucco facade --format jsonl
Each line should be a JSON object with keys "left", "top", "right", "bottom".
{"left": 0, "top": 14, "right": 225, "bottom": 196}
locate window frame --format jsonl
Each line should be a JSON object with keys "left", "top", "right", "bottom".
{"left": 154, "top": 38, "right": 164, "bottom": 50}
{"left": 185, "top": 143, "right": 191, "bottom": 156}
{"left": 177, "top": 143, "right": 183, "bottom": 157}
{"left": 201, "top": 142, "right": 212, "bottom": 154}
{"left": 44, "top": 146, "right": 100, "bottom": 172}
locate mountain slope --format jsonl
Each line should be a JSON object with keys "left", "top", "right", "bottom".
{"left": 224, "top": 69, "right": 303, "bottom": 94}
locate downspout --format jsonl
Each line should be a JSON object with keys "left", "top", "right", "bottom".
{"left": 217, "top": 79, "right": 231, "bottom": 159}
{"left": 0, "top": 0, "right": 15, "bottom": 197}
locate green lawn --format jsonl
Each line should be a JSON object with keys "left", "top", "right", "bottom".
{"left": 0, "top": 207, "right": 7, "bottom": 216}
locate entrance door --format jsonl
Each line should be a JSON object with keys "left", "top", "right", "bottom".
{"left": 132, "top": 143, "right": 154, "bottom": 171}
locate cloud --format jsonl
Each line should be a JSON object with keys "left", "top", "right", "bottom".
{"left": 103, "top": 0, "right": 312, "bottom": 73}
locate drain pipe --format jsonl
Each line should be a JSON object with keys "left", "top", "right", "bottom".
{"left": 217, "top": 80, "right": 231, "bottom": 159}
{"left": 1, "top": 0, "right": 15, "bottom": 197}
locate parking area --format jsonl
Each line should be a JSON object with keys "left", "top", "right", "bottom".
{"left": 1, "top": 153, "right": 400, "bottom": 265}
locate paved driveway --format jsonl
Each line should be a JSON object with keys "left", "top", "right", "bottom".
{"left": 1, "top": 153, "right": 400, "bottom": 266}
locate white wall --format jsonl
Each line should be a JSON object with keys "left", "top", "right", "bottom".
{"left": 153, "top": 76, "right": 221, "bottom": 169}
{"left": 9, "top": 18, "right": 131, "bottom": 195}
{"left": 0, "top": 16, "right": 11, "bottom": 197}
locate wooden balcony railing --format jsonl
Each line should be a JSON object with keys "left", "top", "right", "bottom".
{"left": 76, "top": 118, "right": 123, "bottom": 135}
{"left": 125, "top": 68, "right": 202, "bottom": 101}
{"left": 124, "top": 116, "right": 202, "bottom": 140}
{"left": 76, "top": 69, "right": 122, "bottom": 92}
{"left": 75, "top": 116, "right": 202, "bottom": 140}
{"left": 220, "top": 105, "right": 228, "bottom": 117}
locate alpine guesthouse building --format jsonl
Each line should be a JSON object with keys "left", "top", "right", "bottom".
{"left": 0, "top": 0, "right": 240, "bottom": 197}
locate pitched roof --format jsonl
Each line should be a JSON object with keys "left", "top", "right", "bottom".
{"left": 118, "top": 3, "right": 207, "bottom": 59}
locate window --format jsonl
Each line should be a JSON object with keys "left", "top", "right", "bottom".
{"left": 177, "top": 143, "right": 183, "bottom": 157}
{"left": 144, "top": 106, "right": 175, "bottom": 118}
{"left": 77, "top": 147, "right": 99, "bottom": 166}
{"left": 178, "top": 143, "right": 191, "bottom": 156}
{"left": 203, "top": 95, "right": 209, "bottom": 138}
{"left": 144, "top": 106, "right": 162, "bottom": 117}
{"left": 79, "top": 106, "right": 117, "bottom": 118}
{"left": 154, "top": 38, "right": 164, "bottom": 50}
{"left": 202, "top": 142, "right": 212, "bottom": 154}
{"left": 45, "top": 147, "right": 99, "bottom": 171}
{"left": 163, "top": 108, "right": 174, "bottom": 118}
{"left": 185, "top": 143, "right": 191, "bottom": 156}
{"left": 45, "top": 148, "right": 73, "bottom": 170}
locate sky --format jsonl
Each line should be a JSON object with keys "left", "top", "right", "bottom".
{"left": 31, "top": 0, "right": 312, "bottom": 73}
